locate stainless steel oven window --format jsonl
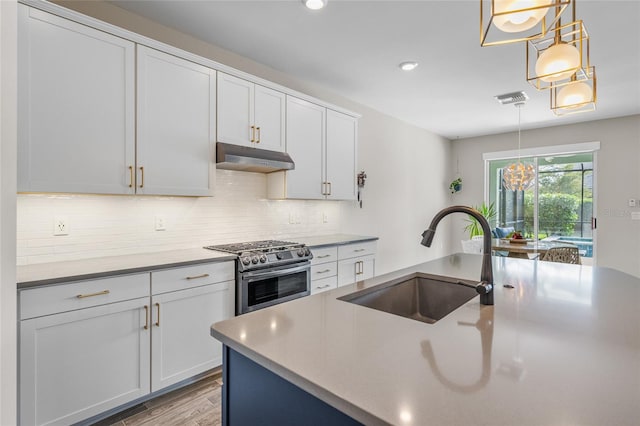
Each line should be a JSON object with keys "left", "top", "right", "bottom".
{"left": 239, "top": 263, "right": 310, "bottom": 314}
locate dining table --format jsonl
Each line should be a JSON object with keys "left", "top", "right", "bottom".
{"left": 491, "top": 238, "right": 569, "bottom": 259}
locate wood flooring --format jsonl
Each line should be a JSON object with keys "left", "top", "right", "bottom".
{"left": 93, "top": 374, "right": 222, "bottom": 426}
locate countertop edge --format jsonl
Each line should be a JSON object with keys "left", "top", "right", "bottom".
{"left": 210, "top": 327, "right": 389, "bottom": 426}
{"left": 303, "top": 235, "right": 379, "bottom": 249}
{"left": 17, "top": 253, "right": 237, "bottom": 289}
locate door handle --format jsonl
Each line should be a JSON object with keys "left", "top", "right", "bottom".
{"left": 143, "top": 305, "right": 149, "bottom": 330}
{"left": 128, "top": 166, "right": 134, "bottom": 188}
{"left": 154, "top": 302, "right": 160, "bottom": 327}
{"left": 76, "top": 290, "right": 110, "bottom": 299}
{"left": 256, "top": 126, "right": 261, "bottom": 143}
{"left": 251, "top": 125, "right": 256, "bottom": 143}
{"left": 139, "top": 166, "right": 144, "bottom": 188}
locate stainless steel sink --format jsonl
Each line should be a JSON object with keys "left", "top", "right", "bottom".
{"left": 338, "top": 273, "right": 478, "bottom": 324}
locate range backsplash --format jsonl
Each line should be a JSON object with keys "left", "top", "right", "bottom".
{"left": 17, "top": 170, "right": 342, "bottom": 265}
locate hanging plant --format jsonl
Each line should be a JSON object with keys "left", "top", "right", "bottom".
{"left": 449, "top": 177, "right": 463, "bottom": 194}
{"left": 463, "top": 202, "right": 496, "bottom": 239}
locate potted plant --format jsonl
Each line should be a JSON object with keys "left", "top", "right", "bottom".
{"left": 449, "top": 177, "right": 463, "bottom": 194}
{"left": 463, "top": 202, "right": 496, "bottom": 239}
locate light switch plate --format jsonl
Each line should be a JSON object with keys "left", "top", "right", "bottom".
{"left": 629, "top": 198, "right": 636, "bottom": 207}
{"left": 631, "top": 212, "right": 640, "bottom": 221}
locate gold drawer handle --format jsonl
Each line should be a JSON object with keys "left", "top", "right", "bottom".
{"left": 354, "top": 248, "right": 366, "bottom": 252}
{"left": 315, "top": 269, "right": 331, "bottom": 274}
{"left": 256, "top": 126, "right": 261, "bottom": 143}
{"left": 316, "top": 254, "right": 331, "bottom": 259}
{"left": 186, "top": 273, "right": 210, "bottom": 280}
{"left": 128, "top": 166, "right": 134, "bottom": 188}
{"left": 251, "top": 125, "right": 256, "bottom": 143}
{"left": 139, "top": 166, "right": 144, "bottom": 188}
{"left": 315, "top": 284, "right": 331, "bottom": 290}
{"left": 76, "top": 290, "right": 110, "bottom": 299}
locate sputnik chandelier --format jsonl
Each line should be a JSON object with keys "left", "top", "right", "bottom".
{"left": 481, "top": 0, "right": 596, "bottom": 115}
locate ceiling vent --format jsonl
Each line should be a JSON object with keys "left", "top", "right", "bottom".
{"left": 494, "top": 91, "right": 529, "bottom": 105}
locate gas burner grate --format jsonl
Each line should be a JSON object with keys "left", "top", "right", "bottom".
{"left": 204, "top": 240, "right": 302, "bottom": 254}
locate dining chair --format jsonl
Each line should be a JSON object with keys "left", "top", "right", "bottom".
{"left": 540, "top": 246, "right": 581, "bottom": 265}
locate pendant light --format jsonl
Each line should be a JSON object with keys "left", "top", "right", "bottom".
{"left": 527, "top": 0, "right": 589, "bottom": 90}
{"left": 503, "top": 103, "right": 535, "bottom": 191}
{"left": 302, "top": 0, "right": 327, "bottom": 10}
{"left": 480, "top": 0, "right": 571, "bottom": 47}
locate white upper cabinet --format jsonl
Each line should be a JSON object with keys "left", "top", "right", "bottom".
{"left": 17, "top": 5, "right": 135, "bottom": 194}
{"left": 270, "top": 96, "right": 326, "bottom": 199}
{"left": 268, "top": 97, "right": 358, "bottom": 200}
{"left": 217, "top": 72, "right": 285, "bottom": 152}
{"left": 136, "top": 45, "right": 216, "bottom": 196}
{"left": 326, "top": 109, "right": 357, "bottom": 200}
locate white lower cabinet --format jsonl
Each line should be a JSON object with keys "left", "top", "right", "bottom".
{"left": 150, "top": 269, "right": 234, "bottom": 391}
{"left": 309, "top": 246, "right": 338, "bottom": 295}
{"left": 19, "top": 261, "right": 235, "bottom": 426}
{"left": 19, "top": 274, "right": 150, "bottom": 426}
{"left": 337, "top": 241, "right": 377, "bottom": 287}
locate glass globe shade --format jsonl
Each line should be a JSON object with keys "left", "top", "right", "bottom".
{"left": 503, "top": 162, "right": 536, "bottom": 191}
{"left": 557, "top": 82, "right": 592, "bottom": 108}
{"left": 493, "top": 0, "right": 551, "bottom": 33}
{"left": 535, "top": 43, "right": 580, "bottom": 82}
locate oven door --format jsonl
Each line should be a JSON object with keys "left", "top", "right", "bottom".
{"left": 238, "top": 262, "right": 310, "bottom": 315}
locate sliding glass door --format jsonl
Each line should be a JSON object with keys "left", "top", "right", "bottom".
{"left": 487, "top": 152, "right": 595, "bottom": 263}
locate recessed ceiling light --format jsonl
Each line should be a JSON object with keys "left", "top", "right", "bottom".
{"left": 399, "top": 61, "right": 419, "bottom": 71}
{"left": 302, "top": 0, "right": 327, "bottom": 10}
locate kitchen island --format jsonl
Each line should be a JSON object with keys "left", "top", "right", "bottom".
{"left": 210, "top": 254, "right": 640, "bottom": 425}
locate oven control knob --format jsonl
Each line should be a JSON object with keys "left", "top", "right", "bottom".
{"left": 259, "top": 254, "right": 267, "bottom": 263}
{"left": 276, "top": 252, "right": 283, "bottom": 260}
{"left": 241, "top": 256, "right": 251, "bottom": 266}
{"left": 297, "top": 249, "right": 305, "bottom": 257}
{"left": 251, "top": 255, "right": 259, "bottom": 264}
{"left": 304, "top": 248, "right": 310, "bottom": 256}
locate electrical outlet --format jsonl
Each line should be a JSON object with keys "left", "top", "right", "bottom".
{"left": 323, "top": 213, "right": 329, "bottom": 223}
{"left": 629, "top": 199, "right": 637, "bottom": 208}
{"left": 289, "top": 213, "right": 295, "bottom": 224}
{"left": 53, "top": 216, "right": 69, "bottom": 236}
{"left": 155, "top": 216, "right": 166, "bottom": 231}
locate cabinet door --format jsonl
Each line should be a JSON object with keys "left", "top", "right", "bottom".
{"left": 254, "top": 85, "right": 285, "bottom": 152}
{"left": 285, "top": 96, "right": 325, "bottom": 199}
{"left": 17, "top": 5, "right": 135, "bottom": 194}
{"left": 137, "top": 46, "right": 215, "bottom": 196}
{"left": 337, "top": 255, "right": 375, "bottom": 287}
{"left": 20, "top": 298, "right": 150, "bottom": 426}
{"left": 326, "top": 110, "right": 357, "bottom": 200}
{"left": 150, "top": 281, "right": 234, "bottom": 392}
{"left": 217, "top": 72, "right": 254, "bottom": 147}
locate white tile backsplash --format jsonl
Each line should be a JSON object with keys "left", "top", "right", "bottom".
{"left": 17, "top": 170, "right": 342, "bottom": 265}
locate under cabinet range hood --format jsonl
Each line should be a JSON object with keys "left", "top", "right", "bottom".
{"left": 215, "top": 142, "right": 295, "bottom": 173}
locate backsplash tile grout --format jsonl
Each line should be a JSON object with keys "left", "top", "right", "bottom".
{"left": 17, "top": 170, "right": 343, "bottom": 265}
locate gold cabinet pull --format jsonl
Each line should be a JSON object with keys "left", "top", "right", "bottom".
{"left": 256, "top": 127, "right": 261, "bottom": 143}
{"left": 315, "top": 284, "right": 331, "bottom": 290}
{"left": 354, "top": 248, "right": 366, "bottom": 253}
{"left": 250, "top": 125, "right": 256, "bottom": 143}
{"left": 316, "top": 254, "right": 331, "bottom": 259}
{"left": 139, "top": 166, "right": 144, "bottom": 188}
{"left": 143, "top": 305, "right": 149, "bottom": 330}
{"left": 315, "top": 269, "right": 331, "bottom": 274}
{"left": 186, "top": 273, "right": 210, "bottom": 280}
{"left": 321, "top": 182, "right": 327, "bottom": 196}
{"left": 155, "top": 302, "right": 160, "bottom": 327}
{"left": 327, "top": 182, "right": 332, "bottom": 195}
{"left": 128, "top": 166, "right": 134, "bottom": 188}
{"left": 76, "top": 290, "right": 110, "bottom": 299}
{"left": 356, "top": 261, "right": 364, "bottom": 275}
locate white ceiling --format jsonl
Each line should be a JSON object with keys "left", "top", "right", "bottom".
{"left": 109, "top": 0, "right": 640, "bottom": 139}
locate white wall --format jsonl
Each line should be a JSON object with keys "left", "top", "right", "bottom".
{"left": 0, "top": 0, "right": 18, "bottom": 423}
{"left": 450, "top": 115, "right": 640, "bottom": 277}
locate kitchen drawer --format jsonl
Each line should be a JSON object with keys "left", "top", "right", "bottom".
{"left": 310, "top": 246, "right": 338, "bottom": 265}
{"left": 311, "top": 262, "right": 337, "bottom": 280}
{"left": 152, "top": 261, "right": 235, "bottom": 295}
{"left": 310, "top": 276, "right": 338, "bottom": 295}
{"left": 19, "top": 273, "right": 149, "bottom": 320}
{"left": 337, "top": 241, "right": 377, "bottom": 260}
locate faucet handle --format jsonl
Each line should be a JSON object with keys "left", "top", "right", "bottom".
{"left": 475, "top": 281, "right": 493, "bottom": 295}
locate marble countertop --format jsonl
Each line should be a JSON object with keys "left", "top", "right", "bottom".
{"left": 17, "top": 248, "right": 236, "bottom": 288}
{"left": 211, "top": 254, "right": 640, "bottom": 425}
{"left": 296, "top": 234, "right": 378, "bottom": 248}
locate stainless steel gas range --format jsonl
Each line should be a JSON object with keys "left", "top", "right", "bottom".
{"left": 204, "top": 240, "right": 313, "bottom": 315}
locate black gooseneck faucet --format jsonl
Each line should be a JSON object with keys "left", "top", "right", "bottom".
{"left": 421, "top": 205, "right": 494, "bottom": 305}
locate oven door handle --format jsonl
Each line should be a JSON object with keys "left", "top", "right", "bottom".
{"left": 243, "top": 263, "right": 310, "bottom": 280}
